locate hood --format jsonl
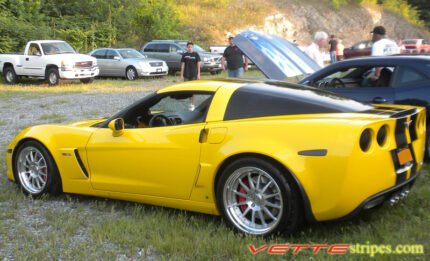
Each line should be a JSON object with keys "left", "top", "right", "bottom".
{"left": 68, "top": 118, "right": 106, "bottom": 127}
{"left": 126, "top": 57, "right": 166, "bottom": 63}
{"left": 56, "top": 53, "right": 97, "bottom": 63}
{"left": 233, "top": 30, "right": 321, "bottom": 80}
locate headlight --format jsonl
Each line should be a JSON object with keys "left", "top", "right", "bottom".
{"left": 60, "top": 60, "right": 73, "bottom": 71}
{"left": 139, "top": 62, "right": 149, "bottom": 69}
{"left": 203, "top": 57, "right": 211, "bottom": 62}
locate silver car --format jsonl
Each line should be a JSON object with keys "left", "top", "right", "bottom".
{"left": 89, "top": 48, "right": 168, "bottom": 80}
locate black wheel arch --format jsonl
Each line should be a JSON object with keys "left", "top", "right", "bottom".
{"left": 214, "top": 152, "right": 316, "bottom": 223}
{"left": 11, "top": 137, "right": 63, "bottom": 192}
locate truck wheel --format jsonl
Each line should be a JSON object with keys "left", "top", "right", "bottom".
{"left": 80, "top": 77, "right": 94, "bottom": 84}
{"left": 3, "top": 66, "right": 18, "bottom": 84}
{"left": 46, "top": 68, "right": 60, "bottom": 86}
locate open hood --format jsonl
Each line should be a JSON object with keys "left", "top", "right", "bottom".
{"left": 234, "top": 30, "right": 321, "bottom": 80}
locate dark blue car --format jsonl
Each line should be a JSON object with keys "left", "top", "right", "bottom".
{"left": 234, "top": 31, "right": 430, "bottom": 161}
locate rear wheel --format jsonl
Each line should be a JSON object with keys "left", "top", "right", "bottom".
{"left": 46, "top": 68, "right": 60, "bottom": 86}
{"left": 80, "top": 77, "right": 94, "bottom": 84}
{"left": 216, "top": 157, "right": 302, "bottom": 236}
{"left": 13, "top": 140, "right": 62, "bottom": 197}
{"left": 125, "top": 66, "right": 138, "bottom": 80}
{"left": 3, "top": 66, "right": 18, "bottom": 84}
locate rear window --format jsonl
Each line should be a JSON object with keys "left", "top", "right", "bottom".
{"left": 224, "top": 83, "right": 372, "bottom": 120}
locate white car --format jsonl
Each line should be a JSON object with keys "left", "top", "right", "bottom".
{"left": 0, "top": 40, "right": 99, "bottom": 85}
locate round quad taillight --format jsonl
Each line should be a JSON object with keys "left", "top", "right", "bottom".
{"left": 377, "top": 125, "right": 388, "bottom": 147}
{"left": 360, "top": 128, "right": 373, "bottom": 152}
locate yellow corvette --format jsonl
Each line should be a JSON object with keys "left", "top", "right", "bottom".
{"left": 6, "top": 80, "right": 426, "bottom": 236}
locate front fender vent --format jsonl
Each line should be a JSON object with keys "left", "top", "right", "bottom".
{"left": 74, "top": 149, "right": 89, "bottom": 178}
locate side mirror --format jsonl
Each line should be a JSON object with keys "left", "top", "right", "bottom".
{"left": 114, "top": 56, "right": 121, "bottom": 60}
{"left": 108, "top": 118, "right": 124, "bottom": 137}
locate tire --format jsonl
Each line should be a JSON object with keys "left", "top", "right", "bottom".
{"left": 80, "top": 77, "right": 94, "bottom": 84}
{"left": 3, "top": 66, "right": 17, "bottom": 84}
{"left": 125, "top": 66, "right": 138, "bottom": 80}
{"left": 13, "top": 140, "right": 62, "bottom": 197}
{"left": 46, "top": 68, "right": 60, "bottom": 86}
{"left": 216, "top": 157, "right": 302, "bottom": 236}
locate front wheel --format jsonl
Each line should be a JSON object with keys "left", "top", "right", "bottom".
{"left": 13, "top": 140, "right": 62, "bottom": 197}
{"left": 3, "top": 66, "right": 18, "bottom": 84}
{"left": 216, "top": 157, "right": 302, "bottom": 236}
{"left": 125, "top": 66, "right": 138, "bottom": 80}
{"left": 80, "top": 77, "right": 94, "bottom": 84}
{"left": 46, "top": 68, "right": 60, "bottom": 86}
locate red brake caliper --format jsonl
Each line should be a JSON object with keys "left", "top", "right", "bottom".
{"left": 238, "top": 179, "right": 248, "bottom": 212}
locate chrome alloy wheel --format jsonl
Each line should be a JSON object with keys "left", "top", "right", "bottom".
{"left": 6, "top": 70, "right": 14, "bottom": 82}
{"left": 126, "top": 68, "right": 137, "bottom": 80}
{"left": 223, "top": 167, "right": 283, "bottom": 235}
{"left": 17, "top": 146, "right": 48, "bottom": 194}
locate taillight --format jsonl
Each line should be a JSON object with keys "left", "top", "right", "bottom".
{"left": 360, "top": 128, "right": 373, "bottom": 152}
{"left": 377, "top": 125, "right": 389, "bottom": 147}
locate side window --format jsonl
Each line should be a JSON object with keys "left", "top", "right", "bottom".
{"left": 92, "top": 49, "right": 106, "bottom": 59}
{"left": 144, "top": 44, "right": 155, "bottom": 52}
{"left": 106, "top": 49, "right": 117, "bottom": 59}
{"left": 156, "top": 44, "right": 169, "bottom": 53}
{"left": 170, "top": 44, "right": 178, "bottom": 53}
{"left": 28, "top": 43, "right": 41, "bottom": 56}
{"left": 396, "top": 67, "right": 428, "bottom": 85}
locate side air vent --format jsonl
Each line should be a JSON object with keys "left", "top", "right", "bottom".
{"left": 74, "top": 149, "right": 89, "bottom": 178}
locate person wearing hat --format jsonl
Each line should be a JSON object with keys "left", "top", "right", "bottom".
{"left": 370, "top": 26, "right": 399, "bottom": 56}
{"left": 180, "top": 41, "right": 201, "bottom": 81}
{"left": 221, "top": 36, "right": 248, "bottom": 78}
{"left": 368, "top": 26, "right": 399, "bottom": 82}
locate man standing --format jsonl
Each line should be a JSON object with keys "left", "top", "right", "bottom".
{"left": 304, "top": 31, "right": 328, "bottom": 67}
{"left": 328, "top": 35, "right": 337, "bottom": 64}
{"left": 180, "top": 41, "right": 201, "bottom": 81}
{"left": 221, "top": 36, "right": 248, "bottom": 78}
{"left": 369, "top": 26, "right": 399, "bottom": 81}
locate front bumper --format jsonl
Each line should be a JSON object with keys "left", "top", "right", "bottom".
{"left": 201, "top": 62, "right": 222, "bottom": 72}
{"left": 138, "top": 66, "right": 168, "bottom": 77}
{"left": 60, "top": 66, "right": 99, "bottom": 79}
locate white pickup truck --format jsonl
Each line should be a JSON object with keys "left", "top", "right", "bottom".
{"left": 0, "top": 40, "right": 99, "bottom": 85}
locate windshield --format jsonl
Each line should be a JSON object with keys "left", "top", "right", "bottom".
{"left": 178, "top": 43, "right": 206, "bottom": 52}
{"left": 41, "top": 42, "right": 75, "bottom": 55}
{"left": 118, "top": 49, "right": 146, "bottom": 59}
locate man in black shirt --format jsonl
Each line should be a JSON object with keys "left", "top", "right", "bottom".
{"left": 221, "top": 36, "right": 248, "bottom": 78}
{"left": 180, "top": 41, "right": 201, "bottom": 81}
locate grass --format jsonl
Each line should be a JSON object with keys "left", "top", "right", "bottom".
{"left": 0, "top": 74, "right": 428, "bottom": 259}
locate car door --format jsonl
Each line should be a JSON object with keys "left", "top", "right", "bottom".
{"left": 23, "top": 43, "right": 45, "bottom": 76}
{"left": 86, "top": 92, "right": 214, "bottom": 199}
{"left": 103, "top": 49, "right": 122, "bottom": 76}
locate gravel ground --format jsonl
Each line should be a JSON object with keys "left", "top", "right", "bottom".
{"left": 0, "top": 84, "right": 164, "bottom": 259}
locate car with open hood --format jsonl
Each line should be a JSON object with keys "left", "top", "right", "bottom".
{"left": 6, "top": 79, "right": 426, "bottom": 236}
{"left": 233, "top": 30, "right": 430, "bottom": 162}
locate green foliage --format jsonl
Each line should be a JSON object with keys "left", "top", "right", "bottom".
{"left": 381, "top": 0, "right": 424, "bottom": 26}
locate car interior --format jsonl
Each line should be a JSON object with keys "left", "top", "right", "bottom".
{"left": 121, "top": 92, "right": 213, "bottom": 129}
{"left": 309, "top": 66, "right": 396, "bottom": 88}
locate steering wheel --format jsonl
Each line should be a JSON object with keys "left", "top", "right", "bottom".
{"left": 330, "top": 78, "right": 345, "bottom": 88}
{"left": 149, "top": 114, "right": 171, "bottom": 127}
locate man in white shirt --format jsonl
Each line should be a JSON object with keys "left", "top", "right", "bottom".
{"left": 304, "top": 31, "right": 328, "bottom": 67}
{"left": 369, "top": 26, "right": 399, "bottom": 82}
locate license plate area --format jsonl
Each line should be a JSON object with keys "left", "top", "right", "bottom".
{"left": 397, "top": 148, "right": 413, "bottom": 165}
{"left": 156, "top": 68, "right": 162, "bottom": 72}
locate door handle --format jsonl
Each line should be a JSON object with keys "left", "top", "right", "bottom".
{"left": 373, "top": 97, "right": 387, "bottom": 103}
{"left": 25, "top": 58, "right": 29, "bottom": 61}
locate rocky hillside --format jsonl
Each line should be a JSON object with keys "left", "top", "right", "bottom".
{"left": 181, "top": 0, "right": 430, "bottom": 47}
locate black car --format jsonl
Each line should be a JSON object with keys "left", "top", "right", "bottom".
{"left": 233, "top": 31, "right": 430, "bottom": 161}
